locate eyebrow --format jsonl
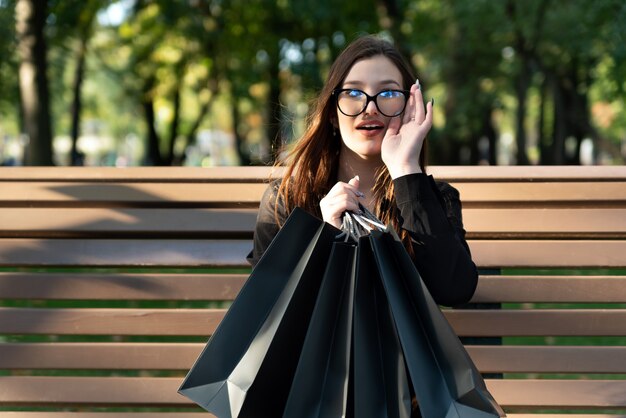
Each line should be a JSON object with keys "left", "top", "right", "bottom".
{"left": 343, "top": 79, "right": 402, "bottom": 88}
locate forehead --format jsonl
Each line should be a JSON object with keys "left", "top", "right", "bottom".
{"left": 343, "top": 55, "right": 403, "bottom": 88}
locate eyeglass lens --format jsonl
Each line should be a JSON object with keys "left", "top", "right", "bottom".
{"left": 336, "top": 89, "right": 407, "bottom": 117}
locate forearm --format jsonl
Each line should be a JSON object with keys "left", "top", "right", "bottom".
{"left": 393, "top": 173, "right": 478, "bottom": 306}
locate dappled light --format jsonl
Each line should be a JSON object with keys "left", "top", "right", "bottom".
{"left": 1, "top": 0, "right": 625, "bottom": 166}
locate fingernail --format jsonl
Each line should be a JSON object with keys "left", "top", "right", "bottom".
{"left": 355, "top": 175, "right": 360, "bottom": 181}
{"left": 356, "top": 191, "right": 365, "bottom": 198}
{"left": 415, "top": 78, "right": 421, "bottom": 90}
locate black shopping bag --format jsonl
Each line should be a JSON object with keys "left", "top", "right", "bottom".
{"left": 281, "top": 241, "right": 357, "bottom": 418}
{"left": 178, "top": 208, "right": 338, "bottom": 417}
{"left": 180, "top": 206, "right": 505, "bottom": 418}
{"left": 352, "top": 236, "right": 412, "bottom": 418}
{"left": 369, "top": 227, "right": 506, "bottom": 418}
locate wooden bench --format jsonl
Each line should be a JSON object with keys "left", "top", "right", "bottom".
{"left": 1, "top": 165, "right": 625, "bottom": 417}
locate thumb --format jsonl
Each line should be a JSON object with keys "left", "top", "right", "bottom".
{"left": 386, "top": 115, "right": 401, "bottom": 136}
{"left": 348, "top": 175, "right": 360, "bottom": 188}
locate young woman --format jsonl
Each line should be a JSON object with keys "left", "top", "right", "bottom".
{"left": 247, "top": 34, "right": 478, "bottom": 308}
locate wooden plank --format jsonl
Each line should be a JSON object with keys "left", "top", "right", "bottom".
{"left": 0, "top": 182, "right": 268, "bottom": 206}
{"left": 2, "top": 165, "right": 625, "bottom": 182}
{"left": 2, "top": 208, "right": 624, "bottom": 239}
{"left": 2, "top": 343, "right": 625, "bottom": 374}
{"left": 1, "top": 376, "right": 625, "bottom": 408}
{"left": 0, "top": 208, "right": 257, "bottom": 237}
{"left": 3, "top": 273, "right": 626, "bottom": 303}
{"left": 1, "top": 239, "right": 625, "bottom": 268}
{"left": 2, "top": 181, "right": 626, "bottom": 206}
{"left": 0, "top": 343, "right": 206, "bottom": 370}
{"left": 454, "top": 182, "right": 626, "bottom": 204}
{"left": 447, "top": 309, "right": 626, "bottom": 337}
{"left": 0, "top": 273, "right": 247, "bottom": 300}
{"left": 465, "top": 345, "right": 626, "bottom": 374}
{"left": 463, "top": 208, "right": 626, "bottom": 238}
{"left": 488, "top": 379, "right": 626, "bottom": 408}
{"left": 2, "top": 308, "right": 626, "bottom": 336}
{"left": 0, "top": 414, "right": 212, "bottom": 418}
{"left": 472, "top": 276, "right": 626, "bottom": 303}
{"left": 0, "top": 166, "right": 281, "bottom": 182}
{"left": 470, "top": 240, "right": 626, "bottom": 268}
{"left": 0, "top": 308, "right": 226, "bottom": 336}
{"left": 0, "top": 239, "right": 252, "bottom": 267}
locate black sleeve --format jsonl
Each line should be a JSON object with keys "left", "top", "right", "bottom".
{"left": 393, "top": 173, "right": 478, "bottom": 307}
{"left": 246, "top": 181, "right": 286, "bottom": 267}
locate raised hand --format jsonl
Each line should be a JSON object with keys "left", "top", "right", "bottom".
{"left": 381, "top": 80, "right": 433, "bottom": 179}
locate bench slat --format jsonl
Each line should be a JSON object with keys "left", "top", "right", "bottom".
{"left": 0, "top": 182, "right": 268, "bottom": 206}
{"left": 0, "top": 208, "right": 257, "bottom": 238}
{"left": 2, "top": 208, "right": 624, "bottom": 239}
{"left": 0, "top": 376, "right": 625, "bottom": 408}
{"left": 0, "top": 239, "right": 251, "bottom": 268}
{"left": 463, "top": 208, "right": 626, "bottom": 238}
{"left": 473, "top": 276, "right": 626, "bottom": 303}
{"left": 2, "top": 165, "right": 625, "bottom": 181}
{"left": 0, "top": 414, "right": 214, "bottom": 418}
{"left": 2, "top": 308, "right": 626, "bottom": 336}
{"left": 1, "top": 343, "right": 625, "bottom": 374}
{"left": 2, "top": 181, "right": 625, "bottom": 206}
{"left": 0, "top": 273, "right": 248, "bottom": 300}
{"left": 1, "top": 239, "right": 625, "bottom": 268}
{"left": 3, "top": 273, "right": 626, "bottom": 303}
{"left": 470, "top": 240, "right": 626, "bottom": 268}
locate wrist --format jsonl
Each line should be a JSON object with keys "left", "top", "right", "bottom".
{"left": 388, "top": 164, "right": 422, "bottom": 179}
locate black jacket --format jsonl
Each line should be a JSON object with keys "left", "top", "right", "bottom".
{"left": 247, "top": 173, "right": 478, "bottom": 307}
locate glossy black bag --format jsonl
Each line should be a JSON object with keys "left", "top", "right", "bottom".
{"left": 178, "top": 208, "right": 338, "bottom": 417}
{"left": 179, "top": 207, "right": 505, "bottom": 417}
{"left": 367, "top": 225, "right": 505, "bottom": 417}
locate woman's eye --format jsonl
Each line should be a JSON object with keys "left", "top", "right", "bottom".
{"left": 347, "top": 90, "right": 364, "bottom": 98}
{"left": 379, "top": 90, "right": 400, "bottom": 99}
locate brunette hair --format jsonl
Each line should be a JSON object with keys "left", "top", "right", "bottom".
{"left": 275, "top": 34, "right": 427, "bottom": 250}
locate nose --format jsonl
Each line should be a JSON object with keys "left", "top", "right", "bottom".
{"left": 364, "top": 97, "right": 378, "bottom": 115}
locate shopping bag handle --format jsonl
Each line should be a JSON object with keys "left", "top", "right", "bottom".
{"left": 336, "top": 204, "right": 386, "bottom": 242}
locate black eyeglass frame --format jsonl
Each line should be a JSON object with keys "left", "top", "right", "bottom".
{"left": 332, "top": 88, "right": 410, "bottom": 117}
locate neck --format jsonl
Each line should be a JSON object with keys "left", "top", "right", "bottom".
{"left": 337, "top": 148, "right": 383, "bottom": 193}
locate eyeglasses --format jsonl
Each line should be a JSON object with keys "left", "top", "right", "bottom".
{"left": 333, "top": 88, "right": 409, "bottom": 117}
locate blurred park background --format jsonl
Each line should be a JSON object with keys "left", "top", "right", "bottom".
{"left": 0, "top": 0, "right": 625, "bottom": 167}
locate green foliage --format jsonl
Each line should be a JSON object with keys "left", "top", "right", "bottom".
{"left": 0, "top": 0, "right": 624, "bottom": 165}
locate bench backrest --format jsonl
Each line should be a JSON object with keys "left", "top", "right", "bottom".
{"left": 1, "top": 166, "right": 625, "bottom": 416}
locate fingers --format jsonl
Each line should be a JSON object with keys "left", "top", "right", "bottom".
{"left": 320, "top": 177, "right": 363, "bottom": 228}
{"left": 414, "top": 81, "right": 426, "bottom": 123}
{"left": 402, "top": 83, "right": 417, "bottom": 125}
{"left": 423, "top": 97, "right": 434, "bottom": 130}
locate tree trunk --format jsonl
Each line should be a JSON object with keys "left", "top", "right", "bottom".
{"left": 514, "top": 57, "right": 531, "bottom": 165}
{"left": 164, "top": 83, "right": 181, "bottom": 166}
{"left": 142, "top": 77, "right": 163, "bottom": 166}
{"left": 538, "top": 75, "right": 552, "bottom": 164}
{"left": 16, "top": 0, "right": 53, "bottom": 166}
{"left": 231, "top": 98, "right": 251, "bottom": 166}
{"left": 177, "top": 94, "right": 216, "bottom": 165}
{"left": 266, "top": 43, "right": 282, "bottom": 164}
{"left": 551, "top": 78, "right": 566, "bottom": 164}
{"left": 70, "top": 37, "right": 87, "bottom": 166}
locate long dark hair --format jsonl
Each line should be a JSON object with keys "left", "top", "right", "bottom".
{"left": 276, "top": 35, "right": 427, "bottom": 251}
